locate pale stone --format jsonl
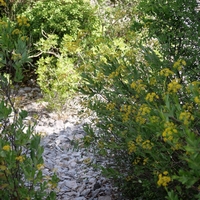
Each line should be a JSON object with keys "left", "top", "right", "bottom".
{"left": 98, "top": 196, "right": 111, "bottom": 200}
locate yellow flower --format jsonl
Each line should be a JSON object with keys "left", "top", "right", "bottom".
{"left": 3, "top": 145, "right": 11, "bottom": 151}
{"left": 37, "top": 164, "right": 44, "bottom": 170}
{"left": 128, "top": 141, "right": 136, "bottom": 154}
{"left": 160, "top": 68, "right": 174, "bottom": 77}
{"left": 135, "top": 115, "right": 146, "bottom": 125}
{"left": 120, "top": 105, "right": 132, "bottom": 122}
{"left": 126, "top": 176, "right": 133, "bottom": 181}
{"left": 183, "top": 103, "right": 193, "bottom": 111}
{"left": 17, "top": 16, "right": 30, "bottom": 27}
{"left": 167, "top": 79, "right": 182, "bottom": 93}
{"left": 145, "top": 92, "right": 159, "bottom": 102}
{"left": 133, "top": 157, "right": 141, "bottom": 165}
{"left": 0, "top": 165, "right": 7, "bottom": 170}
{"left": 150, "top": 116, "right": 160, "bottom": 123}
{"left": 106, "top": 103, "right": 116, "bottom": 110}
{"left": 130, "top": 79, "right": 146, "bottom": 93}
{"left": 142, "top": 140, "right": 153, "bottom": 150}
{"left": 173, "top": 59, "right": 186, "bottom": 70}
{"left": 139, "top": 104, "right": 151, "bottom": 115}
{"left": 136, "top": 135, "right": 143, "bottom": 144}
{"left": 194, "top": 96, "right": 200, "bottom": 104}
{"left": 179, "top": 111, "right": 194, "bottom": 126}
{"left": 0, "top": 0, "right": 6, "bottom": 6}
{"left": 157, "top": 172, "right": 171, "bottom": 187}
{"left": 143, "top": 158, "right": 148, "bottom": 165}
{"left": 15, "top": 156, "right": 25, "bottom": 162}
{"left": 163, "top": 171, "right": 168, "bottom": 175}
{"left": 171, "top": 142, "right": 182, "bottom": 150}
{"left": 149, "top": 77, "right": 156, "bottom": 85}
{"left": 162, "top": 122, "right": 178, "bottom": 142}
{"left": 12, "top": 29, "right": 21, "bottom": 35}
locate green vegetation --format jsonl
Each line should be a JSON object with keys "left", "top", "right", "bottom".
{"left": 1, "top": 0, "right": 200, "bottom": 199}
{"left": 0, "top": 16, "right": 58, "bottom": 199}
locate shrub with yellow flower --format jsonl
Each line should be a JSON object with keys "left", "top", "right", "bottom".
{"left": 157, "top": 171, "right": 171, "bottom": 187}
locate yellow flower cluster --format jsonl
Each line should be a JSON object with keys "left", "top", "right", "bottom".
{"left": 142, "top": 140, "right": 154, "bottom": 150}
{"left": 108, "top": 65, "right": 126, "bottom": 79}
{"left": 160, "top": 68, "right": 174, "bottom": 77}
{"left": 136, "top": 135, "right": 143, "bottom": 144}
{"left": 133, "top": 157, "right": 149, "bottom": 165}
{"left": 108, "top": 71, "right": 119, "bottom": 79}
{"left": 173, "top": 59, "right": 186, "bottom": 71}
{"left": 17, "top": 16, "right": 30, "bottom": 27}
{"left": 167, "top": 79, "right": 182, "bottom": 93}
{"left": 0, "top": 0, "right": 6, "bottom": 6}
{"left": 191, "top": 81, "right": 200, "bottom": 86}
{"left": 130, "top": 79, "right": 146, "bottom": 93}
{"left": 133, "top": 157, "right": 141, "bottom": 165}
{"left": 194, "top": 96, "right": 200, "bottom": 104}
{"left": 143, "top": 158, "right": 148, "bottom": 165}
{"left": 3, "top": 145, "right": 11, "bottom": 151}
{"left": 12, "top": 29, "right": 21, "bottom": 35}
{"left": 128, "top": 141, "right": 136, "bottom": 154}
{"left": 157, "top": 171, "right": 171, "bottom": 187}
{"left": 162, "top": 122, "right": 178, "bottom": 142}
{"left": 11, "top": 53, "right": 22, "bottom": 61}
{"left": 126, "top": 175, "right": 133, "bottom": 181}
{"left": 139, "top": 104, "right": 151, "bottom": 115}
{"left": 150, "top": 116, "right": 160, "bottom": 123}
{"left": 135, "top": 104, "right": 151, "bottom": 125}
{"left": 96, "top": 72, "right": 104, "bottom": 81}
{"left": 106, "top": 102, "right": 116, "bottom": 110}
{"left": 0, "top": 20, "right": 8, "bottom": 28}
{"left": 15, "top": 156, "right": 25, "bottom": 162}
{"left": 149, "top": 77, "right": 157, "bottom": 86}
{"left": 21, "top": 36, "right": 29, "bottom": 41}
{"left": 135, "top": 115, "right": 146, "bottom": 124}
{"left": 171, "top": 142, "right": 182, "bottom": 151}
{"left": 107, "top": 123, "right": 114, "bottom": 131}
{"left": 37, "top": 164, "right": 44, "bottom": 170}
{"left": 0, "top": 165, "right": 7, "bottom": 171}
{"left": 186, "top": 81, "right": 200, "bottom": 93}
{"left": 179, "top": 111, "right": 194, "bottom": 126}
{"left": 183, "top": 103, "right": 193, "bottom": 112}
{"left": 120, "top": 104, "right": 132, "bottom": 122}
{"left": 145, "top": 92, "right": 159, "bottom": 102}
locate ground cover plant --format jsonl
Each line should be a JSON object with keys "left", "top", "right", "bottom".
{"left": 79, "top": 0, "right": 200, "bottom": 199}
{"left": 0, "top": 15, "right": 58, "bottom": 200}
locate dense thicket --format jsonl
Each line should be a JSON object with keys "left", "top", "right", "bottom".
{"left": 1, "top": 0, "right": 200, "bottom": 199}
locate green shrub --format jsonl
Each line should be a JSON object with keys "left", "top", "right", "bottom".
{"left": 23, "top": 0, "right": 100, "bottom": 44}
{"left": 0, "top": 18, "right": 58, "bottom": 199}
{"left": 35, "top": 33, "right": 81, "bottom": 111}
{"left": 0, "top": 101, "right": 58, "bottom": 199}
{"left": 0, "top": 17, "right": 31, "bottom": 82}
{"left": 79, "top": 1, "right": 200, "bottom": 199}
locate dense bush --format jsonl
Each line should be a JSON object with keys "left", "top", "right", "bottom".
{"left": 23, "top": 0, "right": 100, "bottom": 44}
{"left": 21, "top": 0, "right": 101, "bottom": 110}
{"left": 79, "top": 0, "right": 200, "bottom": 199}
{"left": 0, "top": 17, "right": 58, "bottom": 199}
{"left": 36, "top": 34, "right": 81, "bottom": 110}
{"left": 0, "top": 17, "right": 31, "bottom": 82}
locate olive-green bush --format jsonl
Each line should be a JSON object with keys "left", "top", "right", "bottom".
{"left": 23, "top": 0, "right": 100, "bottom": 44}
{"left": 0, "top": 17, "right": 58, "bottom": 199}
{"left": 79, "top": 0, "right": 200, "bottom": 199}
